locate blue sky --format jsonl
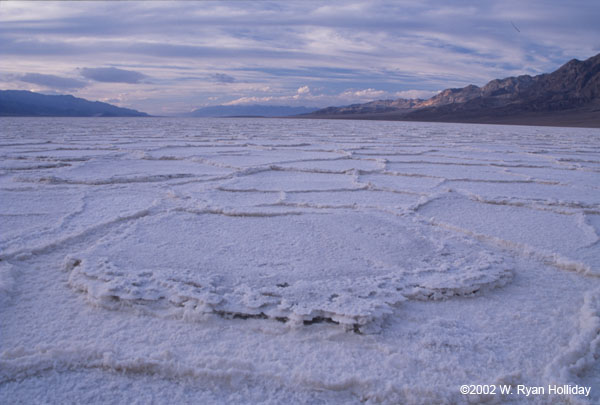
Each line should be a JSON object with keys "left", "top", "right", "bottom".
{"left": 1, "top": 1, "right": 598, "bottom": 115}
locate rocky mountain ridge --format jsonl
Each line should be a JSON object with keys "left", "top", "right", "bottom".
{"left": 304, "top": 53, "right": 600, "bottom": 127}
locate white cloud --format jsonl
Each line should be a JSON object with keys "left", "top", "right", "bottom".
{"left": 297, "top": 85, "right": 310, "bottom": 94}
{"left": 340, "top": 88, "right": 387, "bottom": 99}
{"left": 224, "top": 87, "right": 411, "bottom": 107}
{"left": 223, "top": 96, "right": 274, "bottom": 106}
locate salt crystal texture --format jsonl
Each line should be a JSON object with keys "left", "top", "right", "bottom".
{"left": 1, "top": 117, "right": 598, "bottom": 404}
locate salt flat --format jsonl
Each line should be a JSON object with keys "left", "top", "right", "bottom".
{"left": 0, "top": 117, "right": 599, "bottom": 404}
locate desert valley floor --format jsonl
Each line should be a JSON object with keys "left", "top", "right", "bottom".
{"left": 0, "top": 117, "right": 599, "bottom": 404}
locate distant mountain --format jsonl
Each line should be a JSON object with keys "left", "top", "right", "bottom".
{"left": 310, "top": 98, "right": 423, "bottom": 116}
{"left": 185, "top": 104, "right": 318, "bottom": 117}
{"left": 303, "top": 53, "right": 600, "bottom": 128}
{"left": 0, "top": 90, "right": 149, "bottom": 117}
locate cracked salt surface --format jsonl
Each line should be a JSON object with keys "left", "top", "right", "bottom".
{"left": 65, "top": 210, "right": 512, "bottom": 332}
{"left": 1, "top": 117, "right": 599, "bottom": 404}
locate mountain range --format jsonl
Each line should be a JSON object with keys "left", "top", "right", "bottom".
{"left": 184, "top": 104, "right": 318, "bottom": 117}
{"left": 0, "top": 90, "right": 148, "bottom": 117}
{"left": 303, "top": 53, "right": 600, "bottom": 128}
{"left": 2, "top": 53, "right": 598, "bottom": 127}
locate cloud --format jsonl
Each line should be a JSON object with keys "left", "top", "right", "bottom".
{"left": 223, "top": 96, "right": 274, "bottom": 106}
{"left": 80, "top": 67, "right": 146, "bottom": 83}
{"left": 19, "top": 73, "right": 87, "bottom": 90}
{"left": 2, "top": 1, "right": 598, "bottom": 114}
{"left": 211, "top": 73, "right": 235, "bottom": 83}
{"left": 224, "top": 86, "right": 405, "bottom": 107}
{"left": 296, "top": 85, "right": 310, "bottom": 94}
{"left": 340, "top": 88, "right": 387, "bottom": 99}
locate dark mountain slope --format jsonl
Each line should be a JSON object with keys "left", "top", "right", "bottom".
{"left": 408, "top": 53, "right": 600, "bottom": 123}
{"left": 0, "top": 90, "right": 149, "bottom": 117}
{"left": 303, "top": 54, "right": 600, "bottom": 128}
{"left": 309, "top": 99, "right": 423, "bottom": 116}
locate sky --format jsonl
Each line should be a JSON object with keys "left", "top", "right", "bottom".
{"left": 1, "top": 1, "right": 599, "bottom": 115}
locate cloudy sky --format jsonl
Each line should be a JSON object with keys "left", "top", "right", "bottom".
{"left": 1, "top": 1, "right": 598, "bottom": 115}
